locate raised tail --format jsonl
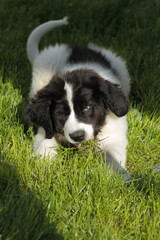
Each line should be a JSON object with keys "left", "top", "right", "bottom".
{"left": 27, "top": 17, "right": 68, "bottom": 64}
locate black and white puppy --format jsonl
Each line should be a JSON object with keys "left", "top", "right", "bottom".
{"left": 25, "top": 17, "right": 131, "bottom": 180}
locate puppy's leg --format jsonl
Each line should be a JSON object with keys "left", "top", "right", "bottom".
{"left": 99, "top": 136, "right": 130, "bottom": 180}
{"left": 34, "top": 127, "right": 58, "bottom": 158}
{"left": 105, "top": 143, "right": 131, "bottom": 180}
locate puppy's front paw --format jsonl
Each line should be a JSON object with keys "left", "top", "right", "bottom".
{"left": 121, "top": 170, "right": 131, "bottom": 181}
{"left": 34, "top": 139, "right": 58, "bottom": 159}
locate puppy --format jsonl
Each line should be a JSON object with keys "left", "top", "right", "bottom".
{"left": 25, "top": 17, "right": 131, "bottom": 180}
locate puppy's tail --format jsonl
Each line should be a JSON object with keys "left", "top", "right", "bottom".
{"left": 27, "top": 17, "right": 68, "bottom": 64}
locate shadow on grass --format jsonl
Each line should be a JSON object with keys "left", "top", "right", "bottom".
{"left": 126, "top": 171, "right": 160, "bottom": 198}
{"left": 0, "top": 162, "right": 63, "bottom": 240}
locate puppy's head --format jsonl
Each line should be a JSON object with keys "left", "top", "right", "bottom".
{"left": 25, "top": 69, "right": 129, "bottom": 145}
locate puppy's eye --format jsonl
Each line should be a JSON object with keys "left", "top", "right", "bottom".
{"left": 82, "top": 105, "right": 92, "bottom": 112}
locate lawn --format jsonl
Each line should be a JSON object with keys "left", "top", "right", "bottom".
{"left": 0, "top": 0, "right": 160, "bottom": 239}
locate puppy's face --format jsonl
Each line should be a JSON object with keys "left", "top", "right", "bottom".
{"left": 51, "top": 75, "right": 106, "bottom": 145}
{"left": 25, "top": 69, "right": 129, "bottom": 145}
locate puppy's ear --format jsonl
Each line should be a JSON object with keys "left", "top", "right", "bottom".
{"left": 101, "top": 81, "right": 129, "bottom": 117}
{"left": 25, "top": 95, "right": 54, "bottom": 139}
{"left": 25, "top": 76, "right": 65, "bottom": 138}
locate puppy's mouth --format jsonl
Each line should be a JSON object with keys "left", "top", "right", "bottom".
{"left": 75, "top": 135, "right": 95, "bottom": 148}
{"left": 75, "top": 143, "right": 82, "bottom": 148}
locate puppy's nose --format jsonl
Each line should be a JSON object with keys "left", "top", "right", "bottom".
{"left": 69, "top": 130, "right": 85, "bottom": 142}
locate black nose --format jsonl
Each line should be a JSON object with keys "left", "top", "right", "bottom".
{"left": 69, "top": 130, "right": 85, "bottom": 142}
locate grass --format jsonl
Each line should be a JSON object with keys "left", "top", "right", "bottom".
{"left": 0, "top": 0, "right": 160, "bottom": 239}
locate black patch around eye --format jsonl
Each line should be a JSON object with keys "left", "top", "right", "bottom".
{"left": 55, "top": 110, "right": 66, "bottom": 118}
{"left": 51, "top": 102, "right": 70, "bottom": 131}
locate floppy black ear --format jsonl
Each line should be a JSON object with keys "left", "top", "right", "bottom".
{"left": 25, "top": 76, "right": 65, "bottom": 139}
{"left": 101, "top": 81, "right": 129, "bottom": 117}
{"left": 25, "top": 96, "right": 54, "bottom": 139}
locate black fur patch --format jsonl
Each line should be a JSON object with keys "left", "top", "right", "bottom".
{"left": 68, "top": 45, "right": 118, "bottom": 77}
{"left": 25, "top": 76, "right": 65, "bottom": 138}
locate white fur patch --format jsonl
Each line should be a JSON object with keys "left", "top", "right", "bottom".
{"left": 97, "top": 113, "right": 128, "bottom": 167}
{"left": 64, "top": 82, "right": 94, "bottom": 144}
{"left": 34, "top": 127, "right": 58, "bottom": 158}
{"left": 30, "top": 44, "right": 71, "bottom": 98}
